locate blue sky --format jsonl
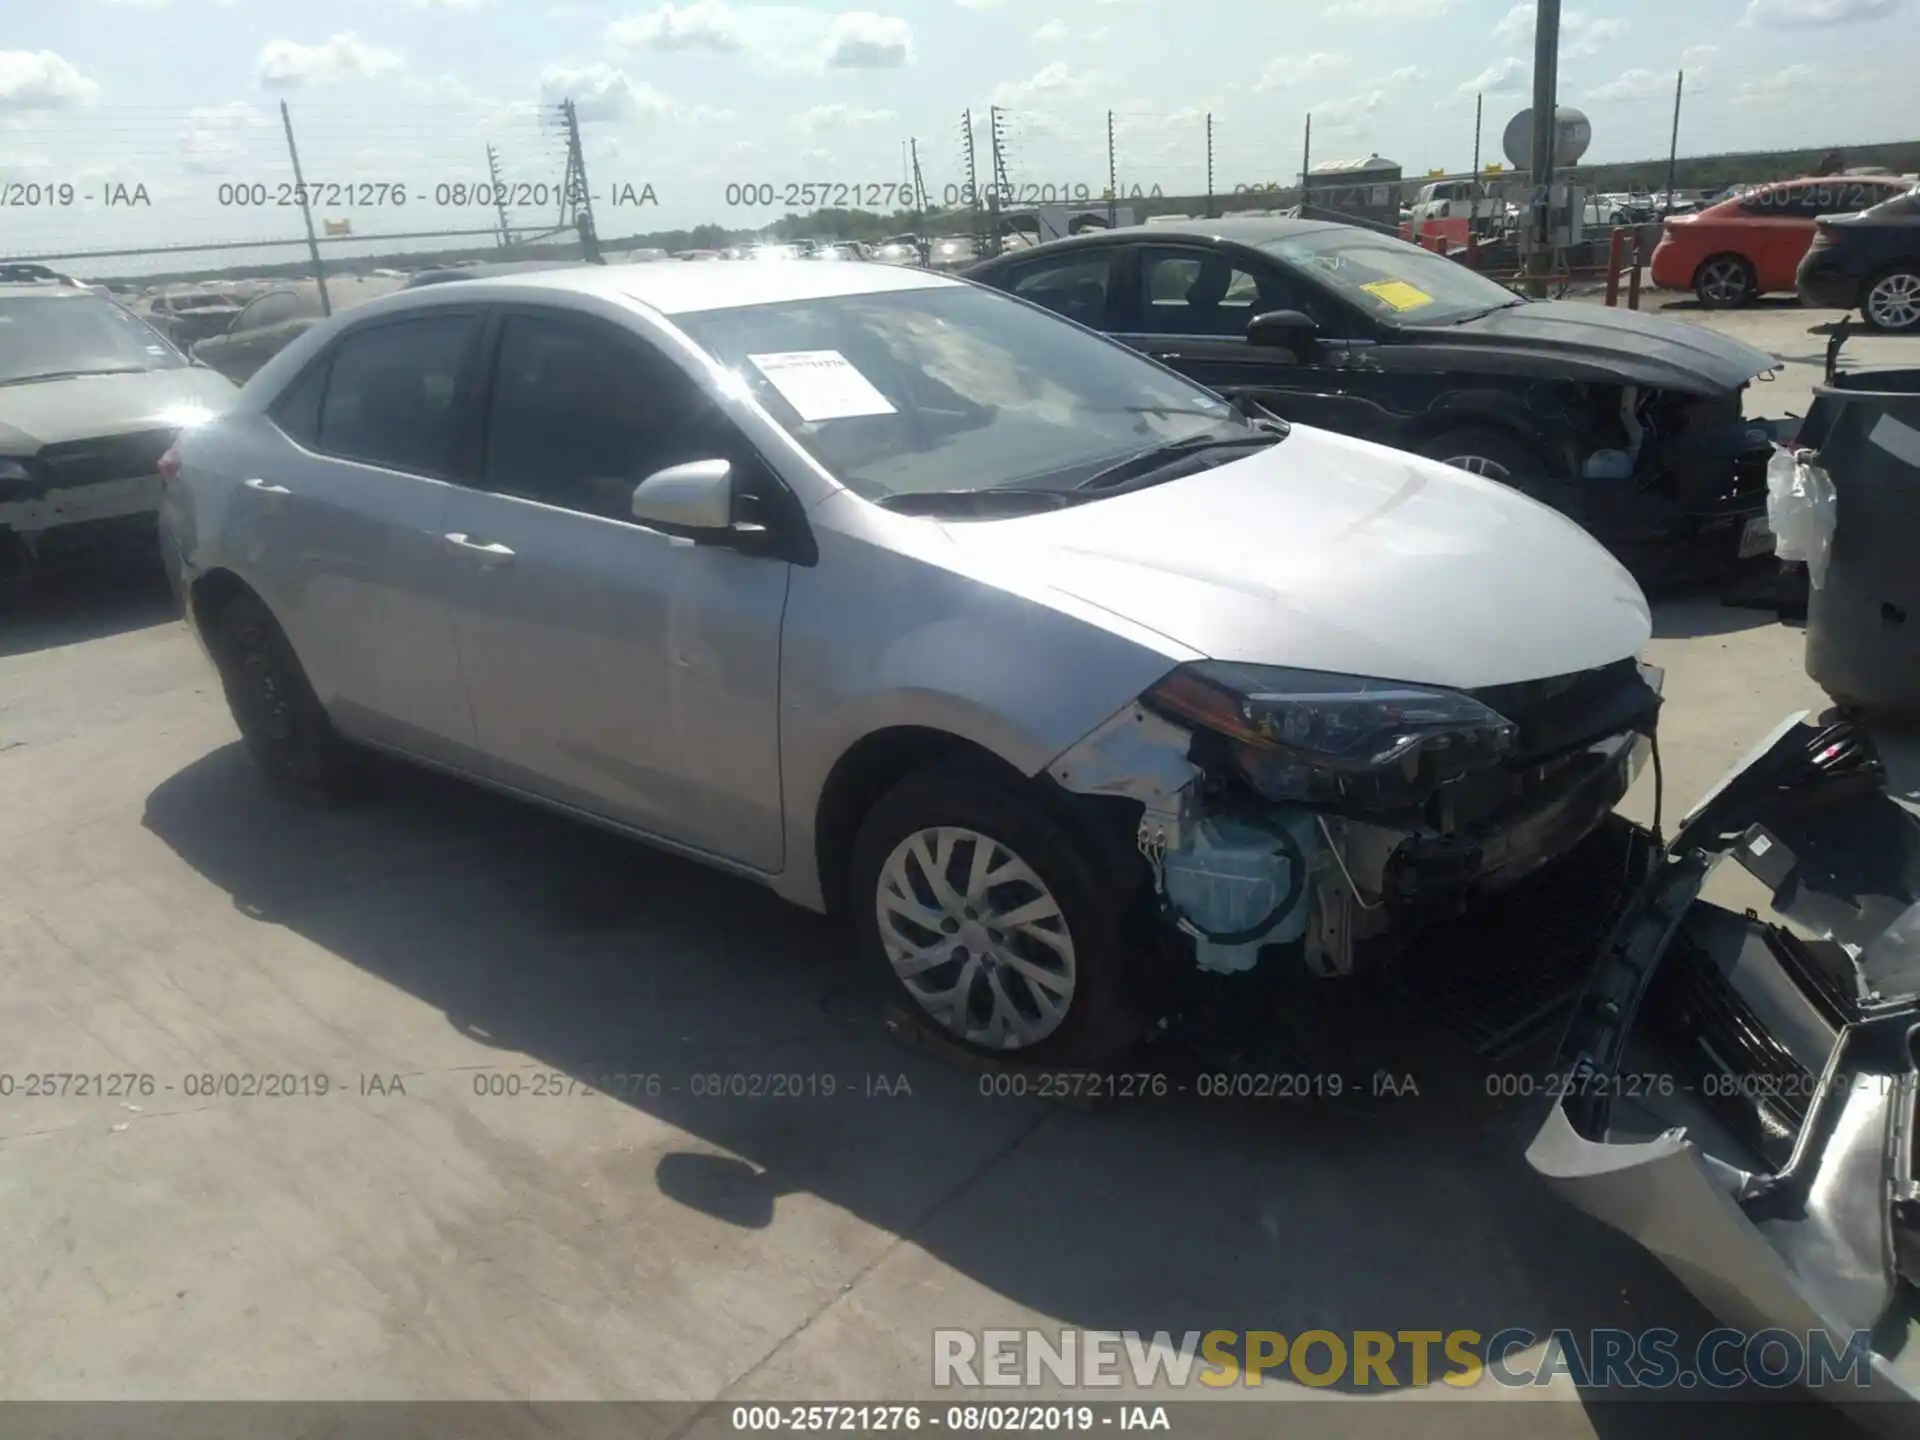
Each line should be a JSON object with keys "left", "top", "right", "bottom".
{"left": 2, "top": 0, "right": 1915, "bottom": 266}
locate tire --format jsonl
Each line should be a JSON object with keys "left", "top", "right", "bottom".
{"left": 1694, "top": 253, "right": 1757, "bottom": 309}
{"left": 1861, "top": 265, "right": 1920, "bottom": 334}
{"left": 207, "top": 590, "right": 366, "bottom": 800}
{"left": 848, "top": 758, "right": 1147, "bottom": 1066}
{"left": 1416, "top": 427, "right": 1553, "bottom": 501}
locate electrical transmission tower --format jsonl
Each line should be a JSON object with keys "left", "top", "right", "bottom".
{"left": 557, "top": 99, "right": 601, "bottom": 263}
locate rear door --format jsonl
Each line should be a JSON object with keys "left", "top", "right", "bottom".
{"left": 437, "top": 305, "right": 792, "bottom": 870}
{"left": 1740, "top": 183, "right": 1837, "bottom": 291}
{"left": 232, "top": 309, "right": 485, "bottom": 763}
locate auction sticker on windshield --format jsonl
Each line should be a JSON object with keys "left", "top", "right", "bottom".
{"left": 1360, "top": 280, "right": 1435, "bottom": 312}
{"left": 748, "top": 350, "right": 897, "bottom": 422}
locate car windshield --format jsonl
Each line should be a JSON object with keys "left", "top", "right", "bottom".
{"left": 673, "top": 284, "right": 1249, "bottom": 501}
{"left": 170, "top": 294, "right": 238, "bottom": 311}
{"left": 1263, "top": 228, "right": 1524, "bottom": 325}
{"left": 0, "top": 294, "right": 184, "bottom": 384}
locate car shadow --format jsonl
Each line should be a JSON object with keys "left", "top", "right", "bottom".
{"left": 1651, "top": 595, "right": 1784, "bottom": 640}
{"left": 136, "top": 746, "right": 1861, "bottom": 1429}
{"left": 0, "top": 529, "right": 179, "bottom": 658}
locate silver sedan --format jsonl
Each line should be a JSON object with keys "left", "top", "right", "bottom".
{"left": 160, "top": 260, "right": 1658, "bottom": 1064}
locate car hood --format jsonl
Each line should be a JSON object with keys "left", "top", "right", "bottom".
{"left": 1528, "top": 712, "right": 1920, "bottom": 1412}
{"left": 940, "top": 423, "right": 1652, "bottom": 691}
{"left": 1405, "top": 300, "right": 1780, "bottom": 396}
{"left": 0, "top": 368, "right": 239, "bottom": 453}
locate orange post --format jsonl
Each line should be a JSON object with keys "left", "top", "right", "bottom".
{"left": 1604, "top": 227, "right": 1626, "bottom": 308}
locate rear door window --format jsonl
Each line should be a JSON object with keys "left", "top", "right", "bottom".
{"left": 314, "top": 313, "right": 481, "bottom": 476}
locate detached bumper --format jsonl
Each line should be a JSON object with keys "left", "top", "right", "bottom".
{"left": 1527, "top": 711, "right": 1920, "bottom": 1416}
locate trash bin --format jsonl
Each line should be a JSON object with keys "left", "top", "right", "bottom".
{"left": 1799, "top": 366, "right": 1920, "bottom": 717}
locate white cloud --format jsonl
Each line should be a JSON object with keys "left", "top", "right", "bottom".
{"left": 1734, "top": 62, "right": 1827, "bottom": 101}
{"left": 823, "top": 12, "right": 914, "bottom": 67}
{"left": 1588, "top": 68, "right": 1670, "bottom": 103}
{"left": 1388, "top": 64, "right": 1424, "bottom": 83}
{"left": 1491, "top": 3, "right": 1630, "bottom": 57}
{"left": 1311, "top": 89, "right": 1387, "bottom": 134}
{"left": 99, "top": 0, "right": 172, "bottom": 9}
{"left": 177, "top": 101, "right": 273, "bottom": 174}
{"left": 793, "top": 102, "right": 895, "bottom": 131}
{"left": 0, "top": 50, "right": 101, "bottom": 110}
{"left": 989, "top": 61, "right": 1104, "bottom": 108}
{"left": 1459, "top": 56, "right": 1527, "bottom": 95}
{"left": 538, "top": 62, "right": 677, "bottom": 122}
{"left": 607, "top": 0, "right": 746, "bottom": 52}
{"left": 1324, "top": 0, "right": 1460, "bottom": 14}
{"left": 957, "top": 0, "right": 1010, "bottom": 8}
{"left": 1034, "top": 18, "right": 1067, "bottom": 40}
{"left": 256, "top": 33, "right": 404, "bottom": 89}
{"left": 413, "top": 0, "right": 494, "bottom": 9}
{"left": 1681, "top": 44, "right": 1719, "bottom": 63}
{"left": 1255, "top": 52, "right": 1351, "bottom": 91}
{"left": 1743, "top": 0, "right": 1899, "bottom": 24}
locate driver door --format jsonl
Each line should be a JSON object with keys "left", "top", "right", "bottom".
{"left": 439, "top": 307, "right": 793, "bottom": 871}
{"left": 1109, "top": 243, "right": 1354, "bottom": 431}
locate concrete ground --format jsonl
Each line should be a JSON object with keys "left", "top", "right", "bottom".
{"left": 1, "top": 302, "right": 1917, "bottom": 1438}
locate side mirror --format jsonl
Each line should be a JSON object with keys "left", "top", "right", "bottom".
{"left": 631, "top": 458, "right": 736, "bottom": 531}
{"left": 1247, "top": 309, "right": 1319, "bottom": 351}
{"left": 630, "top": 457, "right": 778, "bottom": 555}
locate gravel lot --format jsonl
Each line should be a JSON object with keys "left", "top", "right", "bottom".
{"left": 1, "top": 295, "right": 1916, "bottom": 1437}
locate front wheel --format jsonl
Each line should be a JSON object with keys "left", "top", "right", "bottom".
{"left": 1862, "top": 266, "right": 1920, "bottom": 334}
{"left": 848, "top": 760, "right": 1147, "bottom": 1066}
{"left": 1417, "top": 427, "right": 1553, "bottom": 498}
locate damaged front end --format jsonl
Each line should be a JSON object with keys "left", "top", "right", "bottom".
{"left": 1562, "top": 383, "right": 1781, "bottom": 586}
{"left": 1047, "top": 657, "right": 1663, "bottom": 979}
{"left": 1527, "top": 711, "right": 1920, "bottom": 1413}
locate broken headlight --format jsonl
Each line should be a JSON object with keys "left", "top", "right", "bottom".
{"left": 1144, "top": 662, "right": 1518, "bottom": 811}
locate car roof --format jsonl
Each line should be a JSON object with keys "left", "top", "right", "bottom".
{"left": 0, "top": 281, "right": 100, "bottom": 300}
{"left": 402, "top": 259, "right": 960, "bottom": 315}
{"left": 974, "top": 214, "right": 1346, "bottom": 262}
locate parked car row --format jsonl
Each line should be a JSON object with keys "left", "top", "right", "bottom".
{"left": 1650, "top": 173, "right": 1920, "bottom": 329}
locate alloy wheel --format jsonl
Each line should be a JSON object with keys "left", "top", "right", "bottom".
{"left": 1867, "top": 273, "right": 1920, "bottom": 332}
{"left": 875, "top": 825, "right": 1077, "bottom": 1051}
{"left": 1698, "top": 258, "right": 1750, "bottom": 306}
{"left": 1441, "top": 454, "right": 1513, "bottom": 482}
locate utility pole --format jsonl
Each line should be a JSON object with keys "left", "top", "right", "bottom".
{"left": 1665, "top": 71, "right": 1685, "bottom": 214}
{"left": 1523, "top": 0, "right": 1562, "bottom": 297}
{"left": 485, "top": 144, "right": 512, "bottom": 248}
{"left": 1205, "top": 113, "right": 1215, "bottom": 218}
{"left": 558, "top": 98, "right": 601, "bottom": 263}
{"left": 278, "top": 100, "right": 330, "bottom": 317}
{"left": 1106, "top": 110, "right": 1118, "bottom": 225}
{"left": 908, "top": 137, "right": 928, "bottom": 219}
{"left": 961, "top": 109, "right": 982, "bottom": 255}
{"left": 1471, "top": 91, "right": 1483, "bottom": 231}
{"left": 1299, "top": 113, "right": 1312, "bottom": 218}
{"left": 987, "top": 105, "right": 1009, "bottom": 257}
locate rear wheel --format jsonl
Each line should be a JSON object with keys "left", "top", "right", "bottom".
{"left": 848, "top": 759, "right": 1147, "bottom": 1066}
{"left": 1694, "top": 254, "right": 1757, "bottom": 309}
{"left": 208, "top": 590, "right": 366, "bottom": 800}
{"left": 1862, "top": 266, "right": 1920, "bottom": 334}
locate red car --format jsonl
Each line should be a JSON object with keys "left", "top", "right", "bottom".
{"left": 1649, "top": 175, "right": 1913, "bottom": 308}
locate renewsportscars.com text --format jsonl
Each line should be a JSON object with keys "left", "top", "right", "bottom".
{"left": 932, "top": 1327, "right": 1876, "bottom": 1391}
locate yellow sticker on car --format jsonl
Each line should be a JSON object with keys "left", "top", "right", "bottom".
{"left": 1360, "top": 280, "right": 1435, "bottom": 311}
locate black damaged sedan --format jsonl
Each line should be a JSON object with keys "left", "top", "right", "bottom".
{"left": 966, "top": 217, "right": 1785, "bottom": 589}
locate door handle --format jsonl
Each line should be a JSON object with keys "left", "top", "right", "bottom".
{"left": 444, "top": 533, "right": 515, "bottom": 566}
{"left": 243, "top": 478, "right": 291, "bottom": 495}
